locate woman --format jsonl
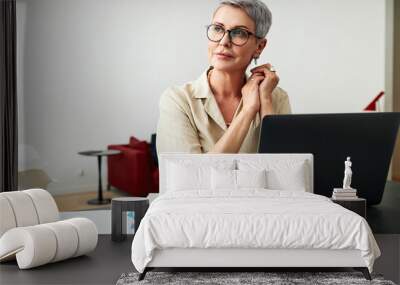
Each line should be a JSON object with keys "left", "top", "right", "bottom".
{"left": 156, "top": 0, "right": 291, "bottom": 154}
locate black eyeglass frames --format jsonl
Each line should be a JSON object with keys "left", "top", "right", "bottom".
{"left": 206, "top": 24, "right": 260, "bottom": 46}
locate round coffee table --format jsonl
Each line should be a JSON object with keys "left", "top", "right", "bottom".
{"left": 78, "top": 149, "right": 121, "bottom": 205}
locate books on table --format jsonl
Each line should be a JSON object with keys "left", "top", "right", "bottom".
{"left": 332, "top": 188, "right": 358, "bottom": 200}
{"left": 333, "top": 188, "right": 357, "bottom": 193}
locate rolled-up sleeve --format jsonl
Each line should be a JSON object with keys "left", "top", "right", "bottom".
{"left": 156, "top": 88, "right": 202, "bottom": 156}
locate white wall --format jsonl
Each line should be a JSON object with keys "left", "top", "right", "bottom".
{"left": 16, "top": 0, "right": 389, "bottom": 195}
{"left": 267, "top": 0, "right": 386, "bottom": 113}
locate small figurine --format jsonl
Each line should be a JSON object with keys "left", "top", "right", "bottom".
{"left": 342, "top": 157, "right": 353, "bottom": 189}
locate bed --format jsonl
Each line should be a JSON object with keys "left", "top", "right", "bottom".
{"left": 131, "top": 153, "right": 380, "bottom": 281}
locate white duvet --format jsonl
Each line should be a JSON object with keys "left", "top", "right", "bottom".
{"left": 131, "top": 189, "right": 380, "bottom": 273}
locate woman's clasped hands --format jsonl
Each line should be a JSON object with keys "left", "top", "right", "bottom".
{"left": 241, "top": 63, "right": 279, "bottom": 117}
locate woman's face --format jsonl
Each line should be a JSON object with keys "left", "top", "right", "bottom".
{"left": 208, "top": 5, "right": 266, "bottom": 73}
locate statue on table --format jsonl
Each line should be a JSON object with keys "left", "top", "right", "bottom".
{"left": 342, "top": 157, "right": 353, "bottom": 189}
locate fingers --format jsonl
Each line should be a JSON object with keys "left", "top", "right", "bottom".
{"left": 253, "top": 67, "right": 275, "bottom": 78}
{"left": 248, "top": 73, "right": 264, "bottom": 85}
{"left": 250, "top": 63, "right": 272, "bottom": 73}
{"left": 250, "top": 64, "right": 277, "bottom": 79}
{"left": 249, "top": 72, "right": 264, "bottom": 80}
{"left": 242, "top": 73, "right": 264, "bottom": 99}
{"left": 251, "top": 66, "right": 279, "bottom": 88}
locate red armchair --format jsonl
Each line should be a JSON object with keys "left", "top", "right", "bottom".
{"left": 107, "top": 136, "right": 159, "bottom": 197}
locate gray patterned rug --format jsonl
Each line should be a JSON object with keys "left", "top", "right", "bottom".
{"left": 116, "top": 271, "right": 396, "bottom": 285}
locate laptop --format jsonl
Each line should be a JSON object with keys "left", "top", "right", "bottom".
{"left": 258, "top": 112, "right": 400, "bottom": 205}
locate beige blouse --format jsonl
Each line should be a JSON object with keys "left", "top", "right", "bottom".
{"left": 156, "top": 68, "right": 292, "bottom": 155}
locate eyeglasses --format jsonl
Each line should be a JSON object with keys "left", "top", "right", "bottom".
{"left": 206, "top": 24, "right": 260, "bottom": 46}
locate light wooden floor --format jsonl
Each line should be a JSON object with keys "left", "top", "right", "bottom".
{"left": 53, "top": 188, "right": 127, "bottom": 211}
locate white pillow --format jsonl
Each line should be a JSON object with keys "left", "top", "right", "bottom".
{"left": 267, "top": 166, "right": 307, "bottom": 191}
{"left": 211, "top": 168, "right": 236, "bottom": 190}
{"left": 166, "top": 160, "right": 235, "bottom": 192}
{"left": 238, "top": 159, "right": 308, "bottom": 191}
{"left": 236, "top": 169, "right": 267, "bottom": 189}
{"left": 211, "top": 169, "right": 267, "bottom": 190}
{"left": 167, "top": 162, "right": 209, "bottom": 191}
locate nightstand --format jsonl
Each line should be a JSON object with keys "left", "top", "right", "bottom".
{"left": 331, "top": 198, "right": 366, "bottom": 218}
{"left": 111, "top": 197, "right": 149, "bottom": 242}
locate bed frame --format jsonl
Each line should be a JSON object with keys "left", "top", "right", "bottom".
{"left": 138, "top": 154, "right": 372, "bottom": 281}
{"left": 139, "top": 248, "right": 371, "bottom": 280}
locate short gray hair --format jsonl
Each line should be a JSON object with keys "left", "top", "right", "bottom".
{"left": 218, "top": 0, "right": 272, "bottom": 38}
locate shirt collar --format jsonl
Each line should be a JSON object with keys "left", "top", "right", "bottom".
{"left": 192, "top": 67, "right": 213, "bottom": 99}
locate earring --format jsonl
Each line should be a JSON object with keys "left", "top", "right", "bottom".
{"left": 253, "top": 56, "right": 259, "bottom": 65}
